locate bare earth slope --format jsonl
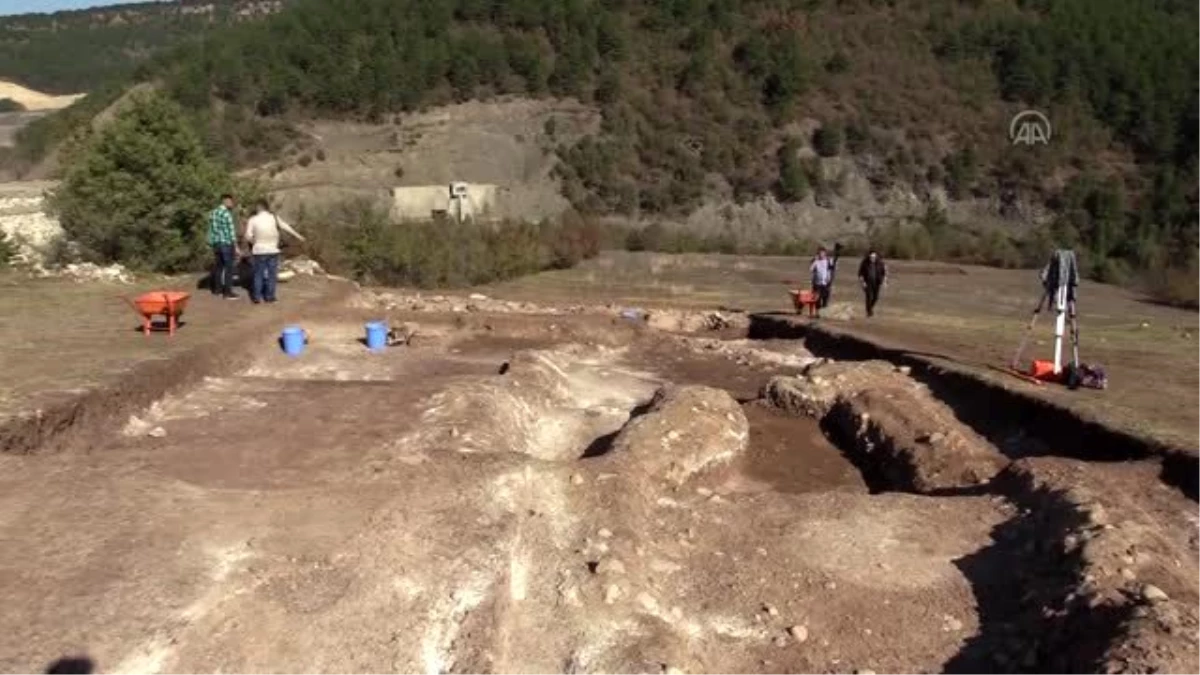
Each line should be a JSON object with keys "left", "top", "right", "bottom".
{"left": 0, "top": 81, "right": 84, "bottom": 111}
{"left": 0, "top": 285, "right": 1195, "bottom": 674}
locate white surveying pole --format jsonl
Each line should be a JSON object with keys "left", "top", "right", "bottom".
{"left": 1052, "top": 281, "right": 1068, "bottom": 374}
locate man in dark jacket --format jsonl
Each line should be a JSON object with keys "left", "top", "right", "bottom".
{"left": 858, "top": 250, "right": 887, "bottom": 317}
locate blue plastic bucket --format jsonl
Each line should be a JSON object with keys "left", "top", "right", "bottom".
{"left": 365, "top": 321, "right": 388, "bottom": 351}
{"left": 281, "top": 325, "right": 306, "bottom": 357}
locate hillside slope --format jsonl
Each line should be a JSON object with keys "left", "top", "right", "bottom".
{"left": 0, "top": 81, "right": 83, "bottom": 111}
{"left": 0, "top": 0, "right": 287, "bottom": 95}
{"left": 8, "top": 0, "right": 1199, "bottom": 291}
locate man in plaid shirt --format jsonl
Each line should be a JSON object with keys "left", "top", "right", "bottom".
{"left": 207, "top": 193, "right": 241, "bottom": 299}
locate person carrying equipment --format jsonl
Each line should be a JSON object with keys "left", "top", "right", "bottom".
{"left": 810, "top": 246, "right": 833, "bottom": 317}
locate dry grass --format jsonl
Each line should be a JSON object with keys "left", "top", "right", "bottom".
{"left": 0, "top": 271, "right": 330, "bottom": 423}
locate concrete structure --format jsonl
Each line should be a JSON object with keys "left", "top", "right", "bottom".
{"left": 391, "top": 183, "right": 499, "bottom": 222}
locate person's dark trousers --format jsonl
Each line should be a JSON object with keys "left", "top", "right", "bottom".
{"left": 814, "top": 284, "right": 831, "bottom": 310}
{"left": 251, "top": 254, "right": 280, "bottom": 303}
{"left": 211, "top": 244, "right": 235, "bottom": 296}
{"left": 864, "top": 283, "right": 881, "bottom": 317}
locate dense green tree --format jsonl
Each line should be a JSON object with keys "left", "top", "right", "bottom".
{"left": 48, "top": 92, "right": 239, "bottom": 273}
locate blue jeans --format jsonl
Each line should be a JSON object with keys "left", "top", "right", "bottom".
{"left": 251, "top": 254, "right": 279, "bottom": 303}
{"left": 211, "top": 244, "right": 236, "bottom": 296}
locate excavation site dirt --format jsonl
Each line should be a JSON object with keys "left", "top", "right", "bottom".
{"left": 0, "top": 291, "right": 1196, "bottom": 674}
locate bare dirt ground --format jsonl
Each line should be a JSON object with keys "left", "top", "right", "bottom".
{"left": 0, "top": 270, "right": 341, "bottom": 453}
{"left": 486, "top": 252, "right": 1199, "bottom": 454}
{"left": 0, "top": 273, "right": 1196, "bottom": 674}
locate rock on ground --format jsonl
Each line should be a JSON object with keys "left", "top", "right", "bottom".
{"left": 607, "top": 384, "right": 749, "bottom": 487}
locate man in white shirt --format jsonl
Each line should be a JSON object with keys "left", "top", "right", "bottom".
{"left": 243, "top": 200, "right": 306, "bottom": 304}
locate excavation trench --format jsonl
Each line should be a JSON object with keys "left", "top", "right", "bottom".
{"left": 0, "top": 309, "right": 1194, "bottom": 674}
{"left": 747, "top": 312, "right": 1200, "bottom": 500}
{"left": 746, "top": 318, "right": 1198, "bottom": 673}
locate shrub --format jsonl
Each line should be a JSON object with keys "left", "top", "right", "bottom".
{"left": 315, "top": 148, "right": 327, "bottom": 161}
{"left": 47, "top": 91, "right": 240, "bottom": 273}
{"left": 812, "top": 124, "right": 843, "bottom": 158}
{"left": 297, "top": 154, "right": 313, "bottom": 167}
{"left": 824, "top": 52, "right": 850, "bottom": 74}
{"left": 776, "top": 138, "right": 808, "bottom": 202}
{"left": 979, "top": 230, "right": 1023, "bottom": 268}
{"left": 0, "top": 229, "right": 16, "bottom": 267}
{"left": 943, "top": 148, "right": 978, "bottom": 199}
{"left": 294, "top": 199, "right": 602, "bottom": 288}
{"left": 0, "top": 98, "right": 25, "bottom": 113}
{"left": 1144, "top": 260, "right": 1200, "bottom": 309}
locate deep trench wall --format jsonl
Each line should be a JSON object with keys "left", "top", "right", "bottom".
{"left": 747, "top": 313, "right": 1199, "bottom": 499}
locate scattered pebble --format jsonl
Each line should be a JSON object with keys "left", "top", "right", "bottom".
{"left": 1141, "top": 584, "right": 1169, "bottom": 602}
{"left": 773, "top": 637, "right": 788, "bottom": 648}
{"left": 942, "top": 615, "right": 964, "bottom": 632}
{"left": 598, "top": 528, "right": 613, "bottom": 539}
{"left": 824, "top": 581, "right": 837, "bottom": 591}
{"left": 570, "top": 473, "right": 585, "bottom": 486}
{"left": 764, "top": 604, "right": 779, "bottom": 617}
{"left": 637, "top": 592, "right": 659, "bottom": 613}
{"left": 604, "top": 584, "right": 622, "bottom": 604}
{"left": 1120, "top": 568, "right": 1137, "bottom": 581}
{"left": 788, "top": 625, "right": 809, "bottom": 643}
{"left": 666, "top": 430, "right": 681, "bottom": 441}
{"left": 148, "top": 426, "right": 167, "bottom": 438}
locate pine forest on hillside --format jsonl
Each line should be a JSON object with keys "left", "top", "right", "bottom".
{"left": 1, "top": 0, "right": 1196, "bottom": 298}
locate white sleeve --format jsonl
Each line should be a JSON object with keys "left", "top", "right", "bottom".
{"left": 278, "top": 218, "right": 305, "bottom": 241}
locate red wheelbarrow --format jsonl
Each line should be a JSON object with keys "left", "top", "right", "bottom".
{"left": 126, "top": 291, "right": 190, "bottom": 336}
{"left": 786, "top": 288, "right": 819, "bottom": 317}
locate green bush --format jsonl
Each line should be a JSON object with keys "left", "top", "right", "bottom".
{"left": 295, "top": 199, "right": 602, "bottom": 288}
{"left": 0, "top": 228, "right": 16, "bottom": 267}
{"left": 0, "top": 97, "right": 24, "bottom": 113}
{"left": 47, "top": 91, "right": 240, "bottom": 273}
{"left": 776, "top": 138, "right": 808, "bottom": 202}
{"left": 812, "top": 124, "right": 843, "bottom": 158}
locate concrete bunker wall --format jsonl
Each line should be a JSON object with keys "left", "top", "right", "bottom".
{"left": 390, "top": 184, "right": 500, "bottom": 221}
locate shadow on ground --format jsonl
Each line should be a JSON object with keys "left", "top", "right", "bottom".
{"left": 44, "top": 656, "right": 94, "bottom": 674}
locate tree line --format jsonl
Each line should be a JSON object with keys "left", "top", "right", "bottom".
{"left": 12, "top": 0, "right": 1198, "bottom": 301}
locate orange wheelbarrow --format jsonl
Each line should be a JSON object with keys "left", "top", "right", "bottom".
{"left": 126, "top": 291, "right": 191, "bottom": 336}
{"left": 786, "top": 288, "right": 819, "bottom": 317}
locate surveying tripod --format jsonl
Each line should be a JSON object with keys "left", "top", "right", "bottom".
{"left": 1011, "top": 249, "right": 1080, "bottom": 378}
